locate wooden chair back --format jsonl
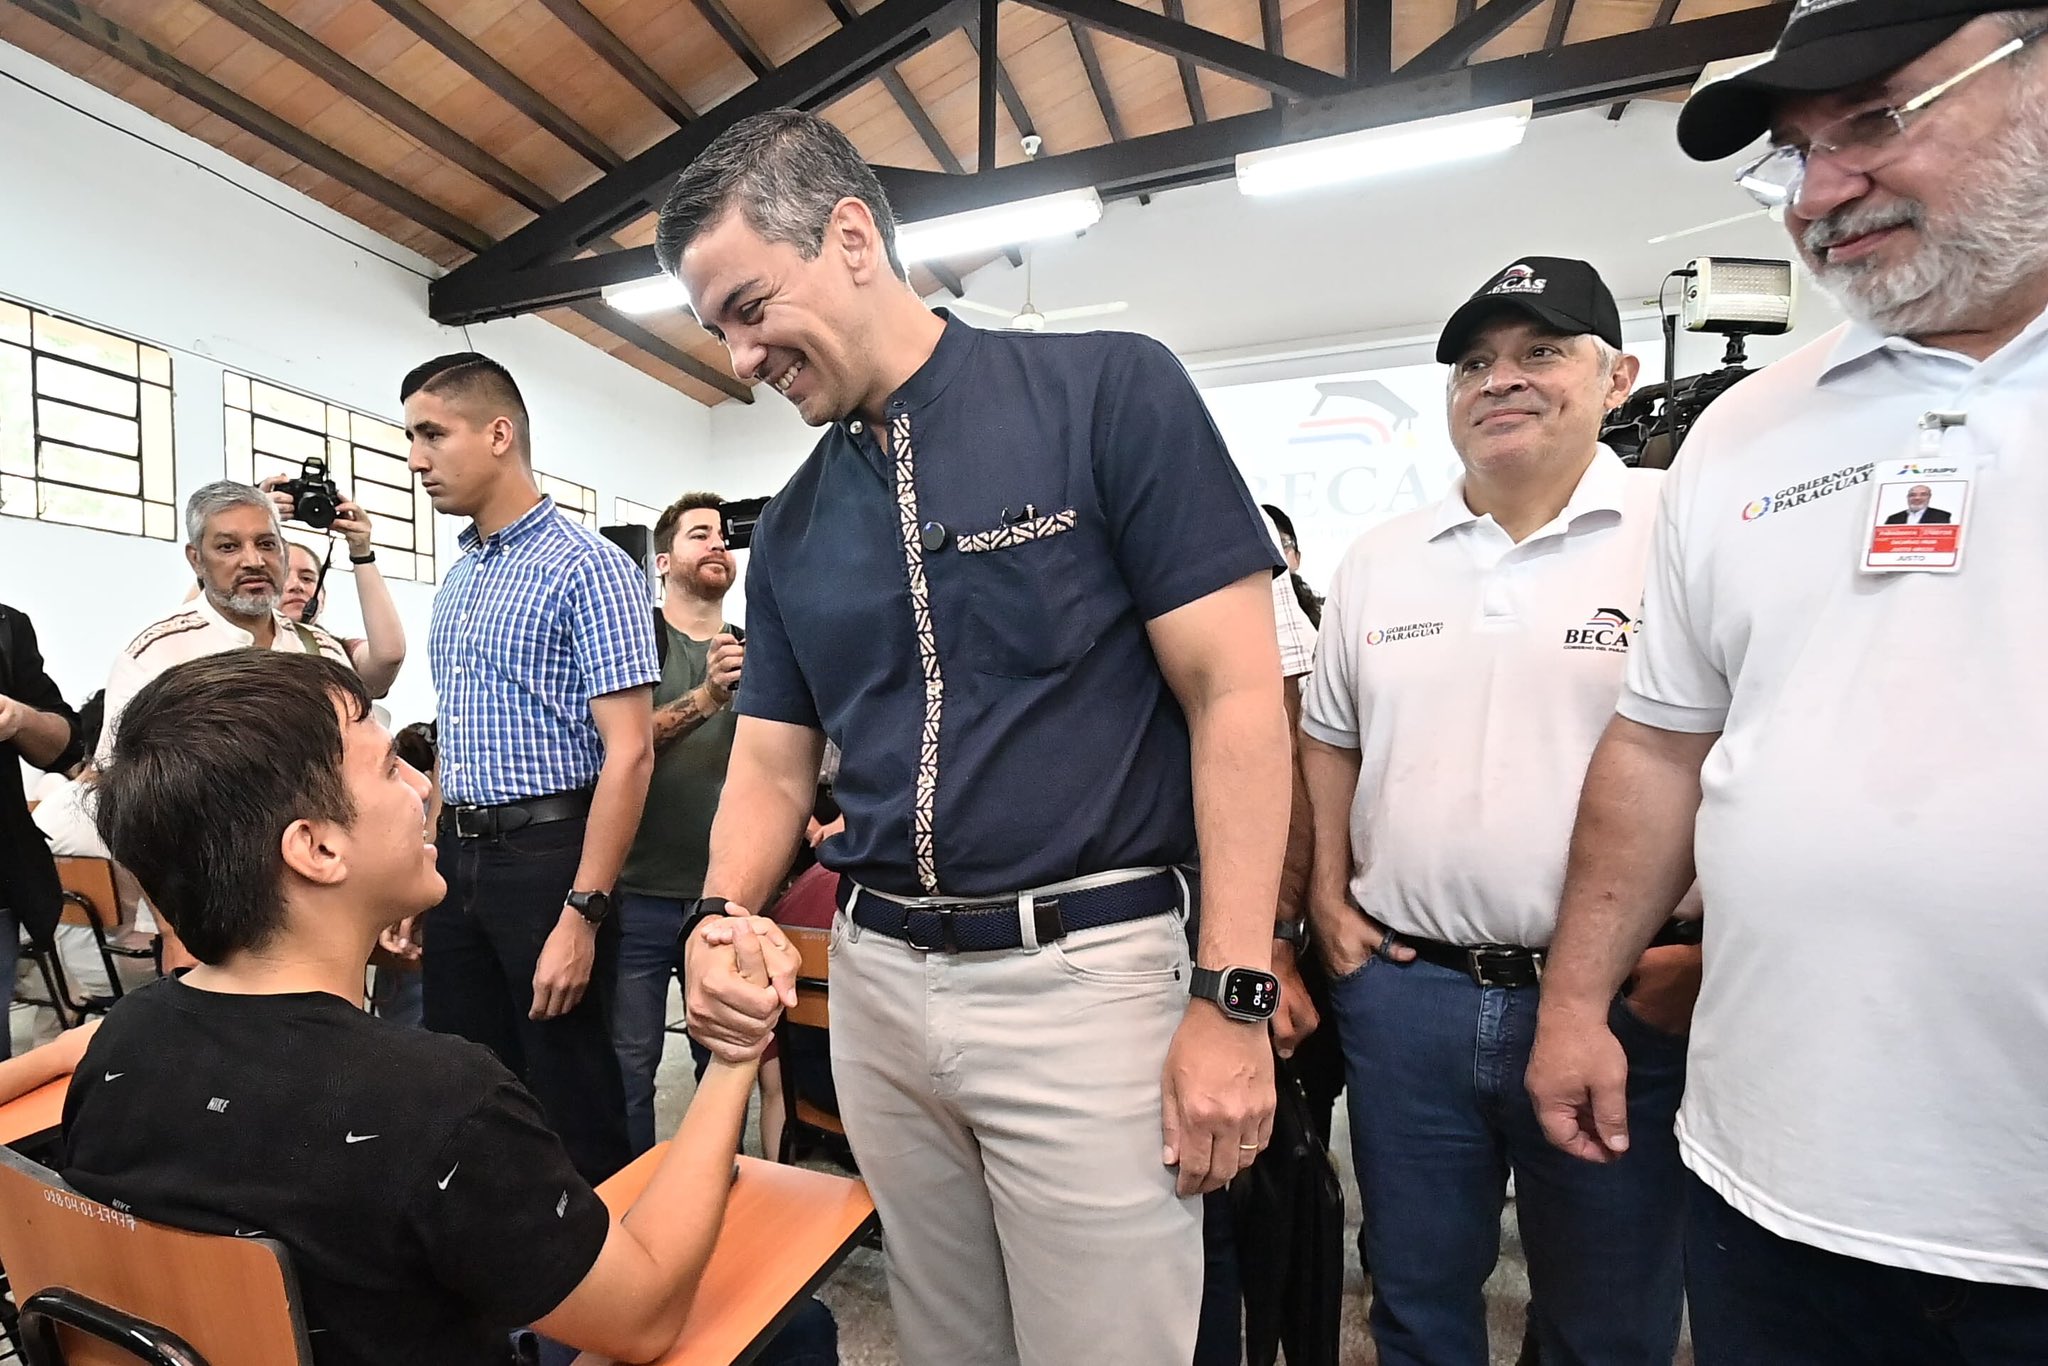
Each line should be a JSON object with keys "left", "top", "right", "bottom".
{"left": 0, "top": 1146, "right": 313, "bottom": 1366}
{"left": 55, "top": 858, "right": 120, "bottom": 931}
{"left": 782, "top": 925, "right": 831, "bottom": 1030}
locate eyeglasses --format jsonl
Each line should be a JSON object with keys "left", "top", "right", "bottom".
{"left": 1734, "top": 25, "right": 2047, "bottom": 209}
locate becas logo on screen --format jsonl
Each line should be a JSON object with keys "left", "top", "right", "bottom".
{"left": 1287, "top": 378, "right": 1419, "bottom": 458}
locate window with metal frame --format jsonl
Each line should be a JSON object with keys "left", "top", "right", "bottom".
{"left": 0, "top": 298, "right": 177, "bottom": 540}
{"left": 223, "top": 372, "right": 438, "bottom": 584}
{"left": 615, "top": 496, "right": 663, "bottom": 528}
{"left": 539, "top": 471, "right": 599, "bottom": 528}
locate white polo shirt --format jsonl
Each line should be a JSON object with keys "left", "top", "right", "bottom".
{"left": 99, "top": 593, "right": 349, "bottom": 760}
{"left": 1302, "top": 449, "right": 1662, "bottom": 947}
{"left": 1623, "top": 308, "right": 2048, "bottom": 1287}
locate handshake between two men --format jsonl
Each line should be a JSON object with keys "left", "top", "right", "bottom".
{"left": 686, "top": 913, "right": 804, "bottom": 1061}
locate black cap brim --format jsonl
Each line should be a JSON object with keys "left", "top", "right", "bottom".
{"left": 1435, "top": 297, "right": 1616, "bottom": 365}
{"left": 1677, "top": 17, "right": 1972, "bottom": 161}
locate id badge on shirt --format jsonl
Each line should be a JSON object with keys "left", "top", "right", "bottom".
{"left": 1863, "top": 411, "right": 1973, "bottom": 573}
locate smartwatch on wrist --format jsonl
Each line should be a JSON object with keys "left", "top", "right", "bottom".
{"left": 1190, "top": 966, "right": 1281, "bottom": 1023}
{"left": 565, "top": 889, "right": 613, "bottom": 925}
{"left": 349, "top": 549, "right": 377, "bottom": 565}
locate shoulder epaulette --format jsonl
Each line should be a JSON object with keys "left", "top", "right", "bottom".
{"left": 125, "top": 612, "right": 207, "bottom": 660}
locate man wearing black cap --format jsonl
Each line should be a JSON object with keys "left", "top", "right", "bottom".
{"left": 1300, "top": 258, "right": 1699, "bottom": 1366}
{"left": 1529, "top": 7, "right": 2048, "bottom": 1364}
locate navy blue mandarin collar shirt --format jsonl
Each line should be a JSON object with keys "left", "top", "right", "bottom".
{"left": 738, "top": 312, "right": 1279, "bottom": 898}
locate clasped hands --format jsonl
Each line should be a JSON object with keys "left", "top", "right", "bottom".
{"left": 684, "top": 912, "right": 802, "bottom": 1063}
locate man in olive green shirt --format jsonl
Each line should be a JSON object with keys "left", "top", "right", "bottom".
{"left": 613, "top": 493, "right": 744, "bottom": 1154}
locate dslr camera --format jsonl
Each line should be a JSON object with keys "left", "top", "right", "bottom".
{"left": 279, "top": 457, "right": 343, "bottom": 531}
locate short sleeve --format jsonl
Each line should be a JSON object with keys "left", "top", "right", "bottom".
{"left": 96, "top": 645, "right": 150, "bottom": 764}
{"left": 1617, "top": 462, "right": 1731, "bottom": 733}
{"left": 568, "top": 542, "right": 661, "bottom": 700}
{"left": 408, "top": 1079, "right": 611, "bottom": 1326}
{"left": 734, "top": 526, "right": 820, "bottom": 729}
{"left": 1299, "top": 554, "right": 1362, "bottom": 749}
{"left": 1093, "top": 337, "right": 1281, "bottom": 620}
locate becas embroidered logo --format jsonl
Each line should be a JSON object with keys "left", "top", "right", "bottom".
{"left": 1364, "top": 621, "right": 1446, "bottom": 646}
{"left": 1564, "top": 608, "right": 1635, "bottom": 653}
{"left": 1489, "top": 263, "right": 1547, "bottom": 296}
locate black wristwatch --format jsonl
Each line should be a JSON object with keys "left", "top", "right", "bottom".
{"left": 1190, "top": 966, "right": 1281, "bottom": 1023}
{"left": 566, "top": 889, "right": 613, "bottom": 925}
{"left": 1273, "top": 918, "right": 1308, "bottom": 949}
{"left": 349, "top": 549, "right": 377, "bottom": 565}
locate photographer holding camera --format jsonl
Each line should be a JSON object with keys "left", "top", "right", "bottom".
{"left": 267, "top": 459, "right": 408, "bottom": 699}
{"left": 99, "top": 480, "right": 353, "bottom": 759}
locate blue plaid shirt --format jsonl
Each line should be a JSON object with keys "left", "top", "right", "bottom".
{"left": 430, "top": 497, "right": 659, "bottom": 805}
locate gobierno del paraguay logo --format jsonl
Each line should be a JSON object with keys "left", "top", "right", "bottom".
{"left": 1739, "top": 460, "right": 1875, "bottom": 523}
{"left": 1365, "top": 620, "right": 1445, "bottom": 646}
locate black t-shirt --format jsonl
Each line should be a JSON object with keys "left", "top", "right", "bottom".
{"left": 61, "top": 978, "right": 611, "bottom": 1366}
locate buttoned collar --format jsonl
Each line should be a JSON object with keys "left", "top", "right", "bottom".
{"left": 1428, "top": 445, "right": 1631, "bottom": 542}
{"left": 459, "top": 495, "right": 555, "bottom": 554}
{"left": 833, "top": 309, "right": 977, "bottom": 441}
{"left": 1820, "top": 298, "right": 2048, "bottom": 385}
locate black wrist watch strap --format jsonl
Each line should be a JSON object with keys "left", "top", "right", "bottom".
{"left": 349, "top": 550, "right": 377, "bottom": 564}
{"left": 566, "top": 889, "right": 612, "bottom": 925}
{"left": 1274, "top": 917, "right": 1307, "bottom": 948}
{"left": 681, "top": 897, "right": 733, "bottom": 941}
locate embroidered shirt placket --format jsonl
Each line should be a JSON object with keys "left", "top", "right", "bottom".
{"left": 890, "top": 413, "right": 946, "bottom": 895}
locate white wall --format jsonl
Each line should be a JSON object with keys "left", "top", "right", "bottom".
{"left": 0, "top": 41, "right": 719, "bottom": 738}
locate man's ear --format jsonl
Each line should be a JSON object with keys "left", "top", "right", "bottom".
{"left": 828, "top": 197, "right": 892, "bottom": 286}
{"left": 654, "top": 552, "right": 672, "bottom": 578}
{"left": 1604, "top": 352, "right": 1643, "bottom": 411}
{"left": 184, "top": 543, "right": 202, "bottom": 580}
{"left": 489, "top": 415, "right": 517, "bottom": 459}
{"left": 279, "top": 817, "right": 347, "bottom": 888}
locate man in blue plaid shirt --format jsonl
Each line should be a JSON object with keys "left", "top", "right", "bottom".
{"left": 390, "top": 353, "right": 657, "bottom": 1183}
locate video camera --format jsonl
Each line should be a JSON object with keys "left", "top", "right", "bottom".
{"left": 1604, "top": 256, "right": 1795, "bottom": 469}
{"left": 279, "top": 456, "right": 343, "bottom": 531}
{"left": 719, "top": 495, "right": 771, "bottom": 552}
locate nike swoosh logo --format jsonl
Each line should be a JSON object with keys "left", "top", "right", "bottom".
{"left": 103, "top": 1072, "right": 125, "bottom": 1081}
{"left": 344, "top": 1132, "right": 379, "bottom": 1144}
{"left": 234, "top": 1229, "right": 264, "bottom": 1238}
{"left": 437, "top": 1164, "right": 459, "bottom": 1190}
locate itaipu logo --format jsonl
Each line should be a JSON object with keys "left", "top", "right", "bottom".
{"left": 1489, "top": 263, "right": 1547, "bottom": 296}
{"left": 1564, "top": 608, "right": 1635, "bottom": 653}
{"left": 1365, "top": 621, "right": 1445, "bottom": 646}
{"left": 1896, "top": 463, "right": 1960, "bottom": 477}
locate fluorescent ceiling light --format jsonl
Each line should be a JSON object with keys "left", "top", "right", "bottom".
{"left": 1235, "top": 101, "right": 1533, "bottom": 198}
{"left": 894, "top": 188, "right": 1104, "bottom": 265}
{"left": 599, "top": 187, "right": 1106, "bottom": 315}
{"left": 602, "top": 275, "right": 692, "bottom": 315}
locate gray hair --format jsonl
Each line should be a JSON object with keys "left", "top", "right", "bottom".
{"left": 185, "top": 480, "right": 280, "bottom": 547}
{"left": 1590, "top": 336, "right": 1623, "bottom": 381}
{"left": 654, "top": 109, "right": 904, "bottom": 282}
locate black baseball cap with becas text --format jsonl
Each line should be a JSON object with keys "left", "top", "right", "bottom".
{"left": 1435, "top": 257, "right": 1624, "bottom": 366}
{"left": 1677, "top": 0, "right": 2031, "bottom": 161}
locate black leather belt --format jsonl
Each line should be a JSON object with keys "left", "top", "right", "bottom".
{"left": 1397, "top": 918, "right": 1699, "bottom": 988}
{"left": 839, "top": 870, "right": 1182, "bottom": 953}
{"left": 444, "top": 788, "right": 593, "bottom": 840}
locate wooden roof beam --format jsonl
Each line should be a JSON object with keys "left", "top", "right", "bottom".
{"left": 1347, "top": 0, "right": 1391, "bottom": 79}
{"left": 1023, "top": 0, "right": 1348, "bottom": 98}
{"left": 1069, "top": 22, "right": 1129, "bottom": 141}
{"left": 533, "top": 0, "right": 699, "bottom": 126}
{"left": 688, "top": 0, "right": 775, "bottom": 77}
{"left": 565, "top": 302, "right": 753, "bottom": 401}
{"left": 184, "top": 0, "right": 554, "bottom": 215}
{"left": 1161, "top": 0, "right": 1208, "bottom": 124}
{"left": 5, "top": 0, "right": 490, "bottom": 252}
{"left": 1545, "top": 0, "right": 1577, "bottom": 50}
{"left": 960, "top": 22, "right": 1038, "bottom": 140}
{"left": 1403, "top": 0, "right": 1550, "bottom": 76}
{"left": 367, "top": 0, "right": 621, "bottom": 169}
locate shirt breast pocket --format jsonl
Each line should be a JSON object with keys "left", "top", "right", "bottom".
{"left": 952, "top": 510, "right": 1094, "bottom": 678}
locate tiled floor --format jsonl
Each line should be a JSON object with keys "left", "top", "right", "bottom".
{"left": 648, "top": 985, "right": 1695, "bottom": 1366}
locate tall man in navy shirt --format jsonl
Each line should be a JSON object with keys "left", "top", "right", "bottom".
{"left": 665, "top": 110, "right": 1290, "bottom": 1365}
{"left": 394, "top": 354, "right": 657, "bottom": 1183}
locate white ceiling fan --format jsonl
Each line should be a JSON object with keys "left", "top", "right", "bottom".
{"left": 953, "top": 248, "right": 1128, "bottom": 331}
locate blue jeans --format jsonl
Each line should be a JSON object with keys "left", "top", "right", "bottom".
{"left": 1330, "top": 953, "right": 1687, "bottom": 1366}
{"left": 612, "top": 892, "right": 704, "bottom": 1156}
{"left": 1687, "top": 1173, "right": 2048, "bottom": 1366}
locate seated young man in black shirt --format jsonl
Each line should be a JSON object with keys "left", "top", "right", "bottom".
{"left": 62, "top": 650, "right": 800, "bottom": 1366}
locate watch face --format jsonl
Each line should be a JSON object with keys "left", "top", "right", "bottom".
{"left": 1223, "top": 968, "right": 1280, "bottom": 1019}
